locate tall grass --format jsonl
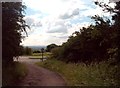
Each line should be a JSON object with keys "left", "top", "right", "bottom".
{"left": 36, "top": 58, "right": 119, "bottom": 86}
{"left": 2, "top": 62, "right": 28, "bottom": 86}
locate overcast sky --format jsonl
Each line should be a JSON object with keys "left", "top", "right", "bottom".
{"left": 21, "top": 0, "right": 115, "bottom": 46}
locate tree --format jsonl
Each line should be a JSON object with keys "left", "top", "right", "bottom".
{"left": 24, "top": 47, "right": 32, "bottom": 55}
{"left": 51, "top": 1, "right": 120, "bottom": 64}
{"left": 46, "top": 44, "right": 58, "bottom": 52}
{"left": 112, "top": 1, "right": 120, "bottom": 62}
{"left": 94, "top": 1, "right": 120, "bottom": 62}
{"left": 52, "top": 16, "right": 112, "bottom": 63}
{"left": 41, "top": 48, "right": 44, "bottom": 61}
{"left": 2, "top": 2, "right": 28, "bottom": 64}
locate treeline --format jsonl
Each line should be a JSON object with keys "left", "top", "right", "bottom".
{"left": 51, "top": 1, "right": 120, "bottom": 64}
{"left": 19, "top": 46, "right": 32, "bottom": 56}
{"left": 2, "top": 2, "right": 29, "bottom": 64}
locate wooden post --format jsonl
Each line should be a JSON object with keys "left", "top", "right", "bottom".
{"left": 41, "top": 48, "right": 44, "bottom": 62}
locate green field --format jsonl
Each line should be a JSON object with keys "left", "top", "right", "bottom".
{"left": 29, "top": 52, "right": 51, "bottom": 59}
{"left": 36, "top": 58, "right": 119, "bottom": 86}
{"left": 32, "top": 52, "right": 51, "bottom": 56}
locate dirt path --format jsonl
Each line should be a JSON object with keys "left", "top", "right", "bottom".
{"left": 16, "top": 56, "right": 66, "bottom": 86}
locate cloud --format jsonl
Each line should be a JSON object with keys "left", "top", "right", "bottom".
{"left": 25, "top": 17, "right": 34, "bottom": 26}
{"left": 32, "top": 21, "right": 42, "bottom": 27}
{"left": 45, "top": 19, "right": 73, "bottom": 34}
{"left": 59, "top": 8, "right": 79, "bottom": 19}
{"left": 23, "top": 0, "right": 86, "bottom": 15}
{"left": 25, "top": 14, "right": 42, "bottom": 28}
{"left": 21, "top": 33, "right": 68, "bottom": 46}
{"left": 67, "top": 22, "right": 91, "bottom": 35}
{"left": 57, "top": 35, "right": 68, "bottom": 39}
{"left": 47, "top": 25, "right": 67, "bottom": 33}
{"left": 22, "top": 0, "right": 114, "bottom": 46}
{"left": 110, "top": 0, "right": 120, "bottom": 2}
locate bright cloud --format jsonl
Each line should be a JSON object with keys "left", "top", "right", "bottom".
{"left": 21, "top": 0, "right": 115, "bottom": 46}
{"left": 23, "top": 0, "right": 85, "bottom": 15}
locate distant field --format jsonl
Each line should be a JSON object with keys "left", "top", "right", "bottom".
{"left": 29, "top": 56, "right": 46, "bottom": 59}
{"left": 29, "top": 52, "right": 51, "bottom": 59}
{"left": 32, "top": 52, "right": 51, "bottom": 56}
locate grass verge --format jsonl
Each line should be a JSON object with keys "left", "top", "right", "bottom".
{"left": 3, "top": 62, "right": 28, "bottom": 86}
{"left": 36, "top": 58, "right": 119, "bottom": 86}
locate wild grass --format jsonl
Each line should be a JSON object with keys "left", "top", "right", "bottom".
{"left": 2, "top": 62, "right": 28, "bottom": 86}
{"left": 36, "top": 58, "right": 119, "bottom": 86}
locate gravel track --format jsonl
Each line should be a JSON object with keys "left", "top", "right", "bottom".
{"left": 15, "top": 56, "right": 66, "bottom": 86}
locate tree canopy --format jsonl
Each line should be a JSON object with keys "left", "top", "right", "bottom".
{"left": 46, "top": 44, "right": 58, "bottom": 52}
{"left": 2, "top": 2, "right": 28, "bottom": 63}
{"left": 51, "top": 1, "right": 120, "bottom": 64}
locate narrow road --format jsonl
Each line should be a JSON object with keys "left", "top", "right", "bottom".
{"left": 16, "top": 56, "right": 66, "bottom": 86}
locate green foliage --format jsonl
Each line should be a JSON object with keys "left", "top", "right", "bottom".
{"left": 32, "top": 52, "right": 51, "bottom": 57}
{"left": 2, "top": 62, "right": 28, "bottom": 86}
{"left": 51, "top": 47, "right": 61, "bottom": 58}
{"left": 46, "top": 44, "right": 58, "bottom": 52}
{"left": 94, "top": 1, "right": 120, "bottom": 62}
{"left": 33, "top": 50, "right": 41, "bottom": 53}
{"left": 2, "top": 2, "right": 29, "bottom": 63}
{"left": 32, "top": 52, "right": 41, "bottom": 56}
{"left": 51, "top": 1, "right": 120, "bottom": 64}
{"left": 24, "top": 47, "right": 32, "bottom": 55}
{"left": 52, "top": 17, "right": 112, "bottom": 63}
{"left": 36, "top": 58, "right": 120, "bottom": 86}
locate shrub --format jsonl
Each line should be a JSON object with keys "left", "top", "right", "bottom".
{"left": 51, "top": 47, "right": 61, "bottom": 58}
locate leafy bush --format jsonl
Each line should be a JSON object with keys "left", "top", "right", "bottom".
{"left": 51, "top": 15, "right": 118, "bottom": 64}
{"left": 51, "top": 47, "right": 61, "bottom": 58}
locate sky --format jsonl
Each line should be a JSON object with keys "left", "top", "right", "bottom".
{"left": 21, "top": 0, "right": 115, "bottom": 46}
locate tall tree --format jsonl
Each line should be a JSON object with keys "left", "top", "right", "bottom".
{"left": 112, "top": 1, "right": 120, "bottom": 62}
{"left": 95, "top": 1, "right": 120, "bottom": 62}
{"left": 2, "top": 2, "right": 28, "bottom": 63}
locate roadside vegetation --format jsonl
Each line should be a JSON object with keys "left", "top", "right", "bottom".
{"left": 36, "top": 1, "right": 120, "bottom": 86}
{"left": 2, "top": 2, "right": 29, "bottom": 86}
{"left": 3, "top": 62, "right": 28, "bottom": 86}
{"left": 2, "top": 1, "right": 120, "bottom": 86}
{"left": 47, "top": 1, "right": 120, "bottom": 65}
{"left": 36, "top": 58, "right": 119, "bottom": 86}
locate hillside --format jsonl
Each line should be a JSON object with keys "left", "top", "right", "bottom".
{"left": 24, "top": 46, "right": 46, "bottom": 51}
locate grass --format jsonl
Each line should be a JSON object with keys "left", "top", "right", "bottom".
{"left": 29, "top": 56, "right": 43, "bottom": 59}
{"left": 32, "top": 52, "right": 51, "bottom": 56}
{"left": 29, "top": 52, "right": 51, "bottom": 59}
{"left": 2, "top": 62, "right": 28, "bottom": 86}
{"left": 36, "top": 58, "right": 119, "bottom": 86}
